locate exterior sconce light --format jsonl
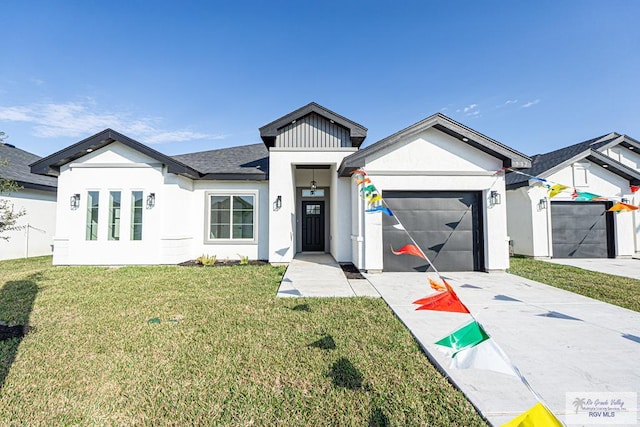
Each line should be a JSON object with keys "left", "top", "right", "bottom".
{"left": 146, "top": 193, "right": 156, "bottom": 209}
{"left": 622, "top": 198, "right": 630, "bottom": 204}
{"left": 70, "top": 193, "right": 80, "bottom": 210}
{"left": 538, "top": 198, "right": 548, "bottom": 210}
{"left": 273, "top": 195, "right": 282, "bottom": 211}
{"left": 490, "top": 190, "right": 501, "bottom": 205}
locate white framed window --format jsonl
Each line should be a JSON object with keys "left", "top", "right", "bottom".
{"left": 108, "top": 191, "right": 121, "bottom": 241}
{"left": 206, "top": 191, "right": 258, "bottom": 243}
{"left": 131, "top": 191, "right": 143, "bottom": 240}
{"left": 86, "top": 191, "right": 99, "bottom": 241}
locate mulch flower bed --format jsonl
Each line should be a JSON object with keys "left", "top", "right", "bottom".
{"left": 178, "top": 260, "right": 270, "bottom": 267}
{"left": 339, "top": 263, "right": 366, "bottom": 279}
{"left": 0, "top": 324, "right": 32, "bottom": 341}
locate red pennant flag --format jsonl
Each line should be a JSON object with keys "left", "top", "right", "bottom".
{"left": 414, "top": 290, "right": 470, "bottom": 313}
{"left": 350, "top": 169, "right": 367, "bottom": 176}
{"left": 390, "top": 244, "right": 426, "bottom": 259}
{"left": 631, "top": 186, "right": 640, "bottom": 193}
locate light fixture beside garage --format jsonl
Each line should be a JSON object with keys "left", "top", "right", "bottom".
{"left": 490, "top": 190, "right": 501, "bottom": 206}
{"left": 70, "top": 193, "right": 80, "bottom": 210}
{"left": 538, "top": 198, "right": 548, "bottom": 210}
{"left": 146, "top": 193, "right": 156, "bottom": 209}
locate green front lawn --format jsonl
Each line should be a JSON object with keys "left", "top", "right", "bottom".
{"left": 0, "top": 257, "right": 486, "bottom": 426}
{"left": 509, "top": 257, "right": 640, "bottom": 312}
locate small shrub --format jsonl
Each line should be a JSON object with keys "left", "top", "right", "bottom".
{"left": 239, "top": 254, "right": 249, "bottom": 265}
{"left": 196, "top": 254, "right": 217, "bottom": 266}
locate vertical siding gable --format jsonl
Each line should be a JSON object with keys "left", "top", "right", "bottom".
{"left": 275, "top": 113, "right": 351, "bottom": 148}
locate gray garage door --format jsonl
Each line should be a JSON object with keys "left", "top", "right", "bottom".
{"left": 382, "top": 191, "right": 483, "bottom": 272}
{"left": 551, "top": 201, "right": 614, "bottom": 258}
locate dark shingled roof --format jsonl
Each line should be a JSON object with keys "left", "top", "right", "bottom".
{"left": 0, "top": 143, "right": 57, "bottom": 191}
{"left": 505, "top": 133, "right": 622, "bottom": 188}
{"left": 172, "top": 143, "right": 269, "bottom": 180}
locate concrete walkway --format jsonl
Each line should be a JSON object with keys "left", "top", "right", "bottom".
{"left": 366, "top": 271, "right": 640, "bottom": 426}
{"left": 543, "top": 257, "right": 640, "bottom": 280}
{"left": 276, "top": 253, "right": 380, "bottom": 298}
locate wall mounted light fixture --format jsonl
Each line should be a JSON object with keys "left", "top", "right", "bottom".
{"left": 70, "top": 194, "right": 80, "bottom": 210}
{"left": 538, "top": 198, "right": 548, "bottom": 210}
{"left": 490, "top": 190, "right": 501, "bottom": 205}
{"left": 146, "top": 193, "right": 156, "bottom": 209}
{"left": 310, "top": 169, "right": 317, "bottom": 195}
{"left": 273, "top": 195, "right": 282, "bottom": 211}
{"left": 622, "top": 198, "right": 630, "bottom": 204}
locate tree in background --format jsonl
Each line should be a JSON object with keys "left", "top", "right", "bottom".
{"left": 0, "top": 131, "right": 26, "bottom": 240}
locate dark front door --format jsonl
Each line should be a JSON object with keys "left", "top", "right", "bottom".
{"left": 382, "top": 191, "right": 484, "bottom": 272}
{"left": 302, "top": 201, "right": 325, "bottom": 251}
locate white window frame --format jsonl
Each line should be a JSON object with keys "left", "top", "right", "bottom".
{"left": 572, "top": 162, "right": 589, "bottom": 188}
{"left": 205, "top": 190, "right": 259, "bottom": 244}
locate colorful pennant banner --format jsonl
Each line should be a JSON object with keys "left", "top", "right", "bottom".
{"left": 608, "top": 202, "right": 639, "bottom": 212}
{"left": 352, "top": 168, "right": 560, "bottom": 423}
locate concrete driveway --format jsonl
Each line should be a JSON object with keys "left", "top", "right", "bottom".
{"left": 366, "top": 271, "right": 640, "bottom": 426}
{"left": 542, "top": 258, "right": 640, "bottom": 280}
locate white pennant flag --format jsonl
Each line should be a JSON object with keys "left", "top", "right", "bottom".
{"left": 450, "top": 338, "right": 517, "bottom": 377}
{"left": 392, "top": 223, "right": 405, "bottom": 230}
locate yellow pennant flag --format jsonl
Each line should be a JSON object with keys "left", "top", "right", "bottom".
{"left": 368, "top": 194, "right": 382, "bottom": 205}
{"left": 547, "top": 184, "right": 569, "bottom": 198}
{"left": 501, "top": 402, "right": 562, "bottom": 427}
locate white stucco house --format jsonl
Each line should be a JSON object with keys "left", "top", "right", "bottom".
{"left": 506, "top": 133, "right": 640, "bottom": 259}
{"left": 0, "top": 142, "right": 57, "bottom": 260}
{"left": 31, "top": 103, "right": 531, "bottom": 271}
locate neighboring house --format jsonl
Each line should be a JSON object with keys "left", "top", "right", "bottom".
{"left": 0, "top": 142, "right": 57, "bottom": 260}
{"left": 506, "top": 133, "right": 640, "bottom": 259}
{"left": 31, "top": 102, "right": 531, "bottom": 271}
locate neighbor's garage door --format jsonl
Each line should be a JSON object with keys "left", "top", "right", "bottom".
{"left": 551, "top": 201, "right": 614, "bottom": 258}
{"left": 383, "top": 191, "right": 484, "bottom": 272}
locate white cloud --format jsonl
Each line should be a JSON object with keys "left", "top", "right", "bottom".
{"left": 522, "top": 99, "right": 540, "bottom": 108}
{"left": 0, "top": 100, "right": 221, "bottom": 144}
{"left": 463, "top": 104, "right": 478, "bottom": 113}
{"left": 505, "top": 99, "right": 518, "bottom": 105}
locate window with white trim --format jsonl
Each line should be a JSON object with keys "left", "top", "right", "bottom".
{"left": 108, "top": 191, "right": 121, "bottom": 240}
{"left": 207, "top": 192, "right": 256, "bottom": 241}
{"left": 86, "top": 191, "right": 99, "bottom": 240}
{"left": 131, "top": 191, "right": 143, "bottom": 240}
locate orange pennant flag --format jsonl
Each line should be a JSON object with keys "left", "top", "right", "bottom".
{"left": 428, "top": 277, "right": 447, "bottom": 292}
{"left": 608, "top": 202, "right": 639, "bottom": 212}
{"left": 390, "top": 244, "right": 426, "bottom": 259}
{"left": 413, "top": 291, "right": 470, "bottom": 313}
{"left": 356, "top": 177, "right": 371, "bottom": 185}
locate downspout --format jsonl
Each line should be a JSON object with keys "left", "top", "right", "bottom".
{"left": 357, "top": 189, "right": 364, "bottom": 269}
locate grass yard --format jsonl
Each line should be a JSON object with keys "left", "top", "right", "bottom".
{"left": 0, "top": 256, "right": 486, "bottom": 426}
{"left": 509, "top": 257, "right": 640, "bottom": 312}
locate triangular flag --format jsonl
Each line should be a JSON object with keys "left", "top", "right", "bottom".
{"left": 451, "top": 338, "right": 516, "bottom": 376}
{"left": 413, "top": 291, "right": 470, "bottom": 313}
{"left": 572, "top": 190, "right": 602, "bottom": 201}
{"left": 631, "top": 186, "right": 640, "bottom": 193}
{"left": 547, "top": 184, "right": 569, "bottom": 198}
{"left": 501, "top": 402, "right": 563, "bottom": 427}
{"left": 356, "top": 177, "right": 371, "bottom": 185}
{"left": 350, "top": 169, "right": 367, "bottom": 176}
{"left": 360, "top": 184, "right": 376, "bottom": 196}
{"left": 392, "top": 223, "right": 405, "bottom": 230}
{"left": 390, "top": 244, "right": 426, "bottom": 259}
{"left": 492, "top": 167, "right": 508, "bottom": 176}
{"left": 608, "top": 202, "right": 639, "bottom": 212}
{"left": 428, "top": 277, "right": 447, "bottom": 292}
{"left": 365, "top": 205, "right": 393, "bottom": 216}
{"left": 367, "top": 194, "right": 383, "bottom": 205}
{"left": 435, "top": 321, "right": 489, "bottom": 354}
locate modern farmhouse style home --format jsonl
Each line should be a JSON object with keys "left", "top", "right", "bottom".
{"left": 31, "top": 103, "right": 531, "bottom": 271}
{"left": 506, "top": 133, "right": 640, "bottom": 259}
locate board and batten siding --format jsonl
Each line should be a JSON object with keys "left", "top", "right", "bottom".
{"left": 275, "top": 113, "right": 351, "bottom": 148}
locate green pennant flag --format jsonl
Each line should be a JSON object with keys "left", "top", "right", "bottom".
{"left": 435, "top": 321, "right": 489, "bottom": 355}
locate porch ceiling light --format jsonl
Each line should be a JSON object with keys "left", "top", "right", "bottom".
{"left": 490, "top": 190, "right": 501, "bottom": 205}
{"left": 70, "top": 193, "right": 80, "bottom": 210}
{"left": 310, "top": 169, "right": 317, "bottom": 195}
{"left": 146, "top": 193, "right": 156, "bottom": 209}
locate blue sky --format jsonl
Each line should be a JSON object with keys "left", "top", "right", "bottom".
{"left": 1, "top": 1, "right": 639, "bottom": 158}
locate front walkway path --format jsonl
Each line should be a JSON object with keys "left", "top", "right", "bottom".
{"left": 276, "top": 253, "right": 380, "bottom": 298}
{"left": 366, "top": 271, "right": 640, "bottom": 426}
{"left": 543, "top": 257, "right": 640, "bottom": 280}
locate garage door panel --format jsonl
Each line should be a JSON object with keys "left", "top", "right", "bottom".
{"left": 551, "top": 201, "right": 613, "bottom": 258}
{"left": 383, "top": 191, "right": 483, "bottom": 272}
